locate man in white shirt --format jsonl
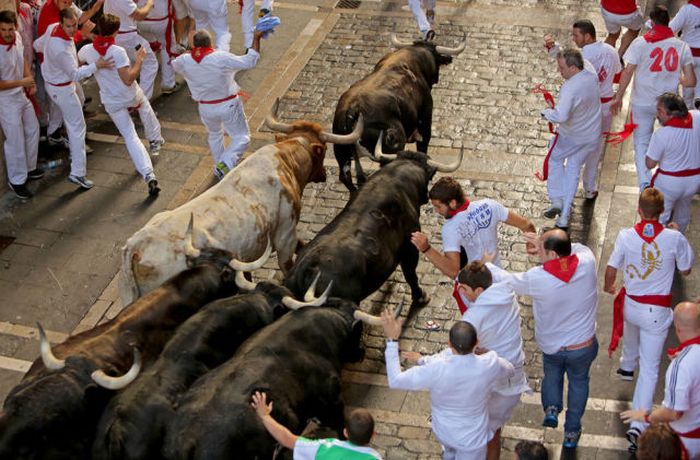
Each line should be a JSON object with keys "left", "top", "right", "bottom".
{"left": 104, "top": 0, "right": 159, "bottom": 99}
{"left": 381, "top": 313, "right": 514, "bottom": 460}
{"left": 545, "top": 20, "right": 621, "bottom": 199}
{"left": 454, "top": 261, "right": 531, "bottom": 460}
{"left": 33, "top": 8, "right": 112, "bottom": 189}
{"left": 188, "top": 0, "right": 230, "bottom": 52}
{"left": 621, "top": 301, "right": 700, "bottom": 459}
{"left": 670, "top": 0, "right": 700, "bottom": 109}
{"left": 612, "top": 5, "right": 696, "bottom": 190}
{"left": 240, "top": 0, "right": 273, "bottom": 50}
{"left": 78, "top": 13, "right": 163, "bottom": 196}
{"left": 0, "top": 9, "right": 41, "bottom": 200}
{"left": 539, "top": 47, "right": 602, "bottom": 229}
{"left": 172, "top": 29, "right": 262, "bottom": 179}
{"left": 410, "top": 176, "right": 535, "bottom": 279}
{"left": 600, "top": 0, "right": 644, "bottom": 59}
{"left": 136, "top": 0, "right": 181, "bottom": 94}
{"left": 646, "top": 93, "right": 700, "bottom": 232}
{"left": 489, "top": 229, "right": 599, "bottom": 449}
{"left": 605, "top": 187, "right": 694, "bottom": 452}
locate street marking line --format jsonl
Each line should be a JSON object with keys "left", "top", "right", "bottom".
{"left": 614, "top": 185, "right": 641, "bottom": 195}
{"left": 0, "top": 321, "right": 67, "bottom": 343}
{"left": 0, "top": 356, "right": 32, "bottom": 373}
{"left": 86, "top": 132, "right": 210, "bottom": 156}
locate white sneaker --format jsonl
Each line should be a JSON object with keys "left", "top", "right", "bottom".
{"left": 149, "top": 139, "right": 165, "bottom": 156}
{"left": 68, "top": 175, "right": 94, "bottom": 189}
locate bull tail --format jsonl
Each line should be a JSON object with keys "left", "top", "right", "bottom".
{"left": 118, "top": 244, "right": 142, "bottom": 306}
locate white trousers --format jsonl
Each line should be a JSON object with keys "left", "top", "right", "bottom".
{"left": 654, "top": 174, "right": 700, "bottom": 232}
{"left": 681, "top": 437, "right": 700, "bottom": 460}
{"left": 197, "top": 96, "right": 249, "bottom": 169}
{"left": 241, "top": 0, "right": 274, "bottom": 49}
{"left": 45, "top": 83, "right": 88, "bottom": 177}
{"left": 582, "top": 101, "right": 613, "bottom": 193}
{"left": 138, "top": 18, "right": 177, "bottom": 89}
{"left": 442, "top": 445, "right": 486, "bottom": 460}
{"left": 682, "top": 57, "right": 700, "bottom": 109}
{"left": 116, "top": 31, "right": 159, "bottom": 100}
{"left": 620, "top": 299, "right": 673, "bottom": 432}
{"left": 546, "top": 133, "right": 598, "bottom": 220}
{"left": 631, "top": 103, "right": 658, "bottom": 189}
{"left": 34, "top": 64, "right": 50, "bottom": 127}
{"left": 189, "top": 0, "right": 231, "bottom": 52}
{"left": 104, "top": 91, "right": 160, "bottom": 179}
{"left": 408, "top": 0, "right": 436, "bottom": 34}
{"left": 0, "top": 93, "right": 40, "bottom": 185}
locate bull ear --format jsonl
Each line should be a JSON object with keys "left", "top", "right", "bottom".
{"left": 311, "top": 143, "right": 325, "bottom": 156}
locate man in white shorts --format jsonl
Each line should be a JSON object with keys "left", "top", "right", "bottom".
{"left": 621, "top": 301, "right": 700, "bottom": 459}
{"left": 136, "top": 0, "right": 181, "bottom": 94}
{"left": 600, "top": 0, "right": 644, "bottom": 59}
{"left": 240, "top": 0, "right": 273, "bottom": 50}
{"left": 646, "top": 93, "right": 700, "bottom": 232}
{"left": 605, "top": 187, "right": 694, "bottom": 452}
{"left": 188, "top": 0, "right": 230, "bottom": 52}
{"left": 612, "top": 5, "right": 696, "bottom": 190}
{"left": 34, "top": 8, "right": 112, "bottom": 189}
{"left": 172, "top": 29, "right": 262, "bottom": 179}
{"left": 545, "top": 19, "right": 621, "bottom": 199}
{"left": 408, "top": 0, "right": 435, "bottom": 41}
{"left": 104, "top": 0, "right": 159, "bottom": 99}
{"left": 78, "top": 13, "right": 163, "bottom": 196}
{"left": 670, "top": 0, "right": 700, "bottom": 109}
{"left": 455, "top": 261, "right": 531, "bottom": 460}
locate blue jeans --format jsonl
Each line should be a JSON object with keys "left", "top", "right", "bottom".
{"left": 541, "top": 337, "right": 598, "bottom": 432}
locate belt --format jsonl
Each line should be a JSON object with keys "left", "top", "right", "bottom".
{"left": 600, "top": 96, "right": 614, "bottom": 103}
{"left": 691, "top": 47, "right": 700, "bottom": 57}
{"left": 198, "top": 94, "right": 238, "bottom": 104}
{"left": 559, "top": 336, "right": 595, "bottom": 352}
{"left": 118, "top": 29, "right": 138, "bottom": 34}
{"left": 143, "top": 15, "right": 169, "bottom": 21}
{"left": 48, "top": 81, "right": 72, "bottom": 87}
{"left": 626, "top": 292, "right": 673, "bottom": 307}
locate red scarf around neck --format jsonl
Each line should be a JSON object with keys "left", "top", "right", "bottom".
{"left": 452, "top": 281, "right": 468, "bottom": 315}
{"left": 0, "top": 33, "right": 16, "bottom": 50}
{"left": 668, "top": 335, "right": 700, "bottom": 359}
{"left": 191, "top": 46, "right": 215, "bottom": 63}
{"left": 665, "top": 113, "right": 693, "bottom": 129}
{"left": 689, "top": 0, "right": 700, "bottom": 8}
{"left": 644, "top": 25, "right": 675, "bottom": 43}
{"left": 542, "top": 254, "right": 579, "bottom": 283}
{"left": 446, "top": 200, "right": 470, "bottom": 218}
{"left": 93, "top": 35, "right": 115, "bottom": 56}
{"left": 50, "top": 23, "right": 72, "bottom": 41}
{"left": 634, "top": 219, "right": 664, "bottom": 244}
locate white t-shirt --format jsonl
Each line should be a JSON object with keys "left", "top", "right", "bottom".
{"left": 441, "top": 199, "right": 509, "bottom": 267}
{"left": 104, "top": 0, "right": 138, "bottom": 32}
{"left": 608, "top": 226, "right": 694, "bottom": 296}
{"left": 34, "top": 24, "right": 97, "bottom": 85}
{"left": 188, "top": 0, "right": 226, "bottom": 15}
{"left": 624, "top": 36, "right": 694, "bottom": 106}
{"left": 78, "top": 43, "right": 140, "bottom": 106}
{"left": 541, "top": 68, "right": 602, "bottom": 142}
{"left": 0, "top": 32, "right": 26, "bottom": 98}
{"left": 670, "top": 4, "right": 700, "bottom": 49}
{"left": 172, "top": 49, "right": 259, "bottom": 102}
{"left": 664, "top": 344, "right": 700, "bottom": 434}
{"left": 581, "top": 41, "right": 622, "bottom": 98}
{"left": 646, "top": 111, "right": 700, "bottom": 172}
{"left": 490, "top": 243, "right": 598, "bottom": 355}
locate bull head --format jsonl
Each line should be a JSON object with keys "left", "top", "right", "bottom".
{"left": 390, "top": 33, "right": 466, "bottom": 56}
{"left": 358, "top": 132, "right": 464, "bottom": 172}
{"left": 91, "top": 348, "right": 141, "bottom": 390}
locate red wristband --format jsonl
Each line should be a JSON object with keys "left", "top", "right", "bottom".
{"left": 644, "top": 413, "right": 651, "bottom": 424}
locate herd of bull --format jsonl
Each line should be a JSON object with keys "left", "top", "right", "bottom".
{"left": 0, "top": 35, "right": 467, "bottom": 459}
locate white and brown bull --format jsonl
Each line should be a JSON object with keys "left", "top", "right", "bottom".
{"left": 119, "top": 101, "right": 363, "bottom": 304}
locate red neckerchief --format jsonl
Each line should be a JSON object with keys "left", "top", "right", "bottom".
{"left": 446, "top": 200, "right": 470, "bottom": 219}
{"left": 452, "top": 281, "right": 468, "bottom": 315}
{"left": 93, "top": 35, "right": 115, "bottom": 56}
{"left": 0, "top": 34, "right": 16, "bottom": 50}
{"left": 689, "top": 0, "right": 700, "bottom": 8}
{"left": 191, "top": 46, "right": 215, "bottom": 63}
{"left": 37, "top": 0, "right": 60, "bottom": 37}
{"left": 634, "top": 219, "right": 664, "bottom": 244}
{"left": 50, "top": 23, "right": 72, "bottom": 41}
{"left": 643, "top": 25, "right": 675, "bottom": 43}
{"left": 667, "top": 335, "right": 700, "bottom": 359}
{"left": 665, "top": 113, "right": 693, "bottom": 129}
{"left": 542, "top": 254, "right": 579, "bottom": 283}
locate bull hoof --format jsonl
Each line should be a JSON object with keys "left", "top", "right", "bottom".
{"left": 411, "top": 292, "right": 430, "bottom": 310}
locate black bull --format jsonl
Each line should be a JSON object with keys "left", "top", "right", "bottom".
{"left": 162, "top": 299, "right": 376, "bottom": 460}
{"left": 332, "top": 37, "right": 465, "bottom": 191}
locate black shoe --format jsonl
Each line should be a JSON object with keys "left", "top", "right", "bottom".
{"left": 8, "top": 182, "right": 33, "bottom": 199}
{"left": 584, "top": 190, "right": 598, "bottom": 201}
{"left": 626, "top": 427, "right": 641, "bottom": 453}
{"left": 423, "top": 30, "right": 436, "bottom": 41}
{"left": 616, "top": 368, "right": 634, "bottom": 381}
{"left": 27, "top": 168, "right": 45, "bottom": 180}
{"left": 147, "top": 179, "right": 160, "bottom": 196}
{"left": 543, "top": 206, "right": 561, "bottom": 219}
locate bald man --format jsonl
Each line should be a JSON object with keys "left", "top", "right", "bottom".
{"left": 622, "top": 302, "right": 700, "bottom": 459}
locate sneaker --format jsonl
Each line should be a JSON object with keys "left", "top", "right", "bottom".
{"left": 8, "top": 182, "right": 32, "bottom": 199}
{"left": 145, "top": 173, "right": 160, "bottom": 196}
{"left": 27, "top": 168, "right": 45, "bottom": 180}
{"left": 214, "top": 162, "right": 230, "bottom": 181}
{"left": 423, "top": 29, "right": 436, "bottom": 41}
{"left": 48, "top": 132, "right": 69, "bottom": 149}
{"left": 616, "top": 368, "right": 634, "bottom": 381}
{"left": 563, "top": 430, "right": 581, "bottom": 449}
{"left": 161, "top": 82, "right": 181, "bottom": 95}
{"left": 149, "top": 139, "right": 165, "bottom": 156}
{"left": 68, "top": 175, "right": 94, "bottom": 190}
{"left": 426, "top": 8, "right": 435, "bottom": 25}
{"left": 258, "top": 7, "right": 270, "bottom": 17}
{"left": 626, "top": 427, "right": 641, "bottom": 453}
{"left": 555, "top": 214, "right": 569, "bottom": 230}
{"left": 584, "top": 190, "right": 598, "bottom": 200}
{"left": 542, "top": 406, "right": 558, "bottom": 428}
{"left": 543, "top": 206, "right": 561, "bottom": 219}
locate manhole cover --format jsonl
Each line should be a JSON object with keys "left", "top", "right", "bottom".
{"left": 336, "top": 0, "right": 361, "bottom": 9}
{"left": 0, "top": 236, "right": 15, "bottom": 255}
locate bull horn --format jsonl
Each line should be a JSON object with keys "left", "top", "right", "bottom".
{"left": 37, "top": 323, "right": 65, "bottom": 371}
{"left": 390, "top": 33, "right": 413, "bottom": 48}
{"left": 353, "top": 310, "right": 383, "bottom": 326}
{"left": 228, "top": 238, "right": 273, "bottom": 272}
{"left": 282, "top": 280, "right": 333, "bottom": 310}
{"left": 435, "top": 40, "right": 467, "bottom": 56}
{"left": 264, "top": 98, "right": 294, "bottom": 133}
{"left": 303, "top": 273, "right": 321, "bottom": 302}
{"left": 427, "top": 147, "right": 464, "bottom": 172}
{"left": 184, "top": 213, "right": 201, "bottom": 259}
{"left": 373, "top": 132, "right": 398, "bottom": 162}
{"left": 91, "top": 348, "right": 141, "bottom": 390}
{"left": 319, "top": 115, "right": 364, "bottom": 145}
{"left": 235, "top": 270, "right": 258, "bottom": 291}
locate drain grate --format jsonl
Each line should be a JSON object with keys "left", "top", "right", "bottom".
{"left": 336, "top": 0, "right": 361, "bottom": 9}
{"left": 0, "top": 236, "right": 15, "bottom": 255}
